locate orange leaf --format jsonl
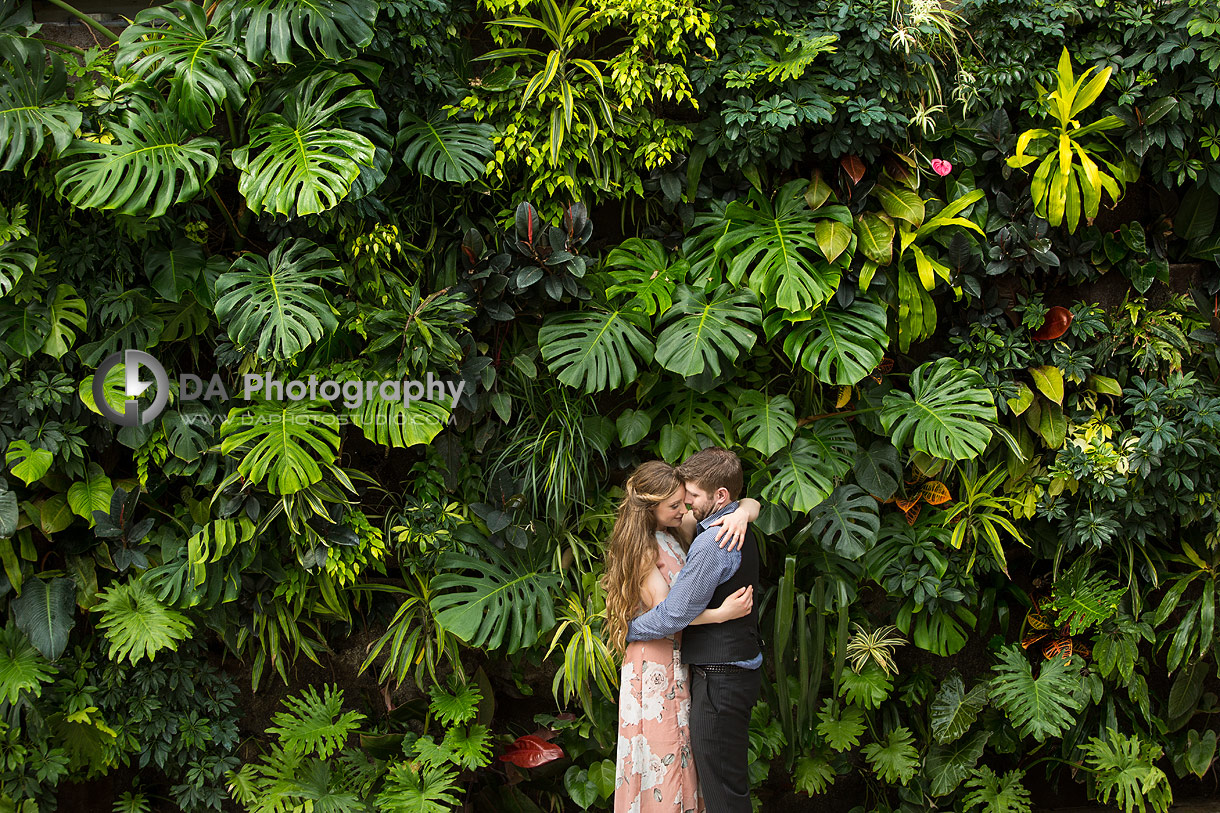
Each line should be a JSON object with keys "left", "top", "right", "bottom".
{"left": 835, "top": 386, "right": 852, "bottom": 409}
{"left": 902, "top": 503, "right": 921, "bottom": 524}
{"left": 1043, "top": 636, "right": 1073, "bottom": 660}
{"left": 895, "top": 497, "right": 921, "bottom": 513}
{"left": 1021, "top": 631, "right": 1050, "bottom": 650}
{"left": 920, "top": 481, "right": 951, "bottom": 505}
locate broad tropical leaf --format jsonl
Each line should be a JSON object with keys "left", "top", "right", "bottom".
{"left": 776, "top": 297, "right": 889, "bottom": 385}
{"left": 988, "top": 645, "right": 1084, "bottom": 741}
{"left": 881, "top": 358, "right": 999, "bottom": 460}
{"left": 116, "top": 1, "right": 254, "bottom": 130}
{"left": 816, "top": 699, "right": 865, "bottom": 752}
{"left": 215, "top": 0, "right": 377, "bottom": 64}
{"left": 604, "top": 238, "right": 687, "bottom": 316}
{"left": 430, "top": 544, "right": 560, "bottom": 653}
{"left": 1082, "top": 728, "right": 1173, "bottom": 813}
{"left": 39, "top": 283, "right": 87, "bottom": 360}
{"left": 706, "top": 179, "right": 853, "bottom": 311}
{"left": 762, "top": 421, "right": 856, "bottom": 513}
{"left": 352, "top": 392, "right": 452, "bottom": 448}
{"left": 864, "top": 727, "right": 920, "bottom": 785}
{"left": 961, "top": 767, "right": 1033, "bottom": 813}
{"left": 929, "top": 672, "right": 988, "bottom": 744}
{"left": 733, "top": 391, "right": 797, "bottom": 457}
{"left": 5, "top": 439, "right": 51, "bottom": 485}
{"left": 55, "top": 97, "right": 219, "bottom": 218}
{"left": 654, "top": 284, "right": 760, "bottom": 378}
{"left": 67, "top": 462, "right": 114, "bottom": 525}
{"left": 805, "top": 485, "right": 880, "bottom": 560}
{"left": 233, "top": 72, "right": 377, "bottom": 217}
{"left": 93, "top": 577, "right": 193, "bottom": 665}
{"left": 852, "top": 441, "right": 902, "bottom": 501}
{"left": 539, "top": 308, "right": 654, "bottom": 393}
{"left": 144, "top": 239, "right": 225, "bottom": 304}
{"left": 0, "top": 203, "right": 35, "bottom": 296}
{"left": 924, "top": 730, "right": 990, "bottom": 796}
{"left": 399, "top": 114, "right": 495, "bottom": 183}
{"left": 0, "top": 38, "right": 81, "bottom": 171}
{"left": 214, "top": 238, "right": 343, "bottom": 361}
{"left": 10, "top": 575, "right": 76, "bottom": 660}
{"left": 377, "top": 762, "right": 461, "bottom": 813}
{"left": 219, "top": 400, "right": 340, "bottom": 494}
{"left": 0, "top": 623, "right": 54, "bottom": 703}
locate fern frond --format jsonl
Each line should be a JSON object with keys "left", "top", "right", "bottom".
{"left": 93, "top": 578, "right": 193, "bottom": 666}
{"left": 267, "top": 685, "right": 366, "bottom": 760}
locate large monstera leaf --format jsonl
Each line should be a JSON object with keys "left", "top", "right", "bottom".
{"left": 773, "top": 297, "right": 889, "bottom": 385}
{"left": 654, "top": 284, "right": 760, "bottom": 378}
{"left": 706, "top": 180, "right": 853, "bottom": 312}
{"left": 0, "top": 38, "right": 82, "bottom": 172}
{"left": 762, "top": 421, "right": 856, "bottom": 513}
{"left": 430, "top": 543, "right": 560, "bottom": 653}
{"left": 116, "top": 1, "right": 254, "bottom": 131}
{"left": 214, "top": 238, "right": 342, "bottom": 362}
{"left": 539, "top": 308, "right": 654, "bottom": 394}
{"left": 233, "top": 71, "right": 377, "bottom": 217}
{"left": 805, "top": 485, "right": 880, "bottom": 560}
{"left": 219, "top": 400, "right": 340, "bottom": 495}
{"left": 881, "top": 358, "right": 1000, "bottom": 461}
{"left": 353, "top": 392, "right": 452, "bottom": 449}
{"left": 55, "top": 97, "right": 219, "bottom": 217}
{"left": 214, "top": 0, "right": 377, "bottom": 64}
{"left": 399, "top": 113, "right": 495, "bottom": 183}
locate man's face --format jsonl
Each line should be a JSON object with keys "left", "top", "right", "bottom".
{"left": 683, "top": 482, "right": 720, "bottom": 522}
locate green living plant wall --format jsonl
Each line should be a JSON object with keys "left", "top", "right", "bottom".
{"left": 0, "top": 0, "right": 1219, "bottom": 809}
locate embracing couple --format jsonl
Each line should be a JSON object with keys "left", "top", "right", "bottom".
{"left": 602, "top": 447, "right": 762, "bottom": 813}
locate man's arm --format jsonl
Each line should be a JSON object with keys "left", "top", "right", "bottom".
{"left": 625, "top": 534, "right": 739, "bottom": 641}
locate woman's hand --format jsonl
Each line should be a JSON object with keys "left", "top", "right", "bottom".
{"left": 705, "top": 498, "right": 760, "bottom": 552}
{"left": 715, "top": 585, "right": 753, "bottom": 621}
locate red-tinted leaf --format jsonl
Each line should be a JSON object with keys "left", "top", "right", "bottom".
{"left": 1031, "top": 305, "right": 1073, "bottom": 341}
{"left": 499, "top": 735, "right": 565, "bottom": 767}
{"left": 840, "top": 155, "right": 866, "bottom": 185}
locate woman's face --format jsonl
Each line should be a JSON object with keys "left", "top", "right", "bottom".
{"left": 652, "top": 485, "right": 687, "bottom": 529}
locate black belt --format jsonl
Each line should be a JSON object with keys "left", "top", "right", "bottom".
{"left": 693, "top": 663, "right": 751, "bottom": 674}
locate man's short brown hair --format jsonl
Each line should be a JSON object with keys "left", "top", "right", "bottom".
{"left": 677, "top": 447, "right": 743, "bottom": 501}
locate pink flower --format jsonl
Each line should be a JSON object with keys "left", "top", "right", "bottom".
{"left": 931, "top": 159, "right": 953, "bottom": 176}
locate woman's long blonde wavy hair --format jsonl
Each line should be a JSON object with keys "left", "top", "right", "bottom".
{"left": 601, "top": 461, "right": 683, "bottom": 655}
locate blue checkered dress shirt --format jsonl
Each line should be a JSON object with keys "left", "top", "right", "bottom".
{"left": 625, "top": 500, "right": 763, "bottom": 669}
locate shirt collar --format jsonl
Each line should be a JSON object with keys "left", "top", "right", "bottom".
{"left": 696, "top": 500, "right": 739, "bottom": 535}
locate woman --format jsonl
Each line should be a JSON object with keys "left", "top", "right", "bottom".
{"left": 603, "top": 461, "right": 759, "bottom": 813}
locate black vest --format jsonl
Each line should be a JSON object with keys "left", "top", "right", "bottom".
{"left": 680, "top": 525, "right": 761, "bottom": 665}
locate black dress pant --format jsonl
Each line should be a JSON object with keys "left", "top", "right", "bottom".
{"left": 689, "top": 666, "right": 761, "bottom": 813}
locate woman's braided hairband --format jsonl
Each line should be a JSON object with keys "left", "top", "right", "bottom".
{"left": 625, "top": 483, "right": 674, "bottom": 504}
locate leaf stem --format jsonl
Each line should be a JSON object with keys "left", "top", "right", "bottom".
{"left": 43, "top": 0, "right": 119, "bottom": 42}
{"left": 797, "top": 406, "right": 882, "bottom": 426}
{"left": 206, "top": 184, "right": 245, "bottom": 242}
{"left": 35, "top": 37, "right": 87, "bottom": 56}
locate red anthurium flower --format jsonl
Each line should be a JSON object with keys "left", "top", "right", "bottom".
{"left": 498, "top": 735, "right": 565, "bottom": 767}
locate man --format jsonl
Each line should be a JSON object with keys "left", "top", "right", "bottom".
{"left": 626, "top": 447, "right": 762, "bottom": 813}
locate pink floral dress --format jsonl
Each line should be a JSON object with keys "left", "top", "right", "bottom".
{"left": 614, "top": 531, "right": 703, "bottom": 813}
